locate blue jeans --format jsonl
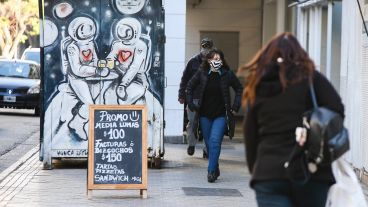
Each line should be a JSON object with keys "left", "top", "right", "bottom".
{"left": 253, "top": 180, "right": 331, "bottom": 207}
{"left": 199, "top": 116, "right": 226, "bottom": 172}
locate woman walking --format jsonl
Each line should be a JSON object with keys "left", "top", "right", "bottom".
{"left": 186, "top": 48, "right": 243, "bottom": 183}
{"left": 241, "top": 32, "right": 345, "bottom": 207}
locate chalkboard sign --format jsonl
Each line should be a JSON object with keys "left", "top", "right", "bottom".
{"left": 87, "top": 105, "right": 147, "bottom": 192}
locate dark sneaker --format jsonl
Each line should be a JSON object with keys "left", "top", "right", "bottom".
{"left": 215, "top": 167, "right": 220, "bottom": 180}
{"left": 207, "top": 172, "right": 216, "bottom": 183}
{"left": 203, "top": 148, "right": 208, "bottom": 159}
{"left": 187, "top": 146, "right": 195, "bottom": 156}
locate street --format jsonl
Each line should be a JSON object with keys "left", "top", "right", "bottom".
{"left": 0, "top": 108, "right": 39, "bottom": 174}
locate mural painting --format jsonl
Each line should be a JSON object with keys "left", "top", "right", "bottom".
{"left": 41, "top": 0, "right": 165, "bottom": 167}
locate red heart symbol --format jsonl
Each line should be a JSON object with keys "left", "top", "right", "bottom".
{"left": 118, "top": 50, "right": 132, "bottom": 63}
{"left": 81, "top": 49, "right": 92, "bottom": 61}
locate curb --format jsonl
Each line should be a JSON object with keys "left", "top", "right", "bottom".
{"left": 0, "top": 145, "right": 39, "bottom": 183}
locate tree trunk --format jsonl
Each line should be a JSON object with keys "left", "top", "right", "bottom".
{"left": 0, "top": 0, "right": 39, "bottom": 59}
{"left": 9, "top": 24, "right": 27, "bottom": 58}
{"left": 1, "top": 26, "right": 13, "bottom": 58}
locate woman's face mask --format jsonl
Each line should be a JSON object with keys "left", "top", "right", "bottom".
{"left": 210, "top": 60, "right": 223, "bottom": 70}
{"left": 209, "top": 54, "right": 222, "bottom": 71}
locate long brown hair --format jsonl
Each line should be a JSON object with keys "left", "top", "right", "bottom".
{"left": 239, "top": 32, "right": 315, "bottom": 107}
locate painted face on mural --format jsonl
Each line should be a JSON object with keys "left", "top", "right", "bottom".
{"left": 76, "top": 24, "right": 95, "bottom": 40}
{"left": 68, "top": 17, "right": 96, "bottom": 42}
{"left": 117, "top": 24, "right": 135, "bottom": 40}
{"left": 115, "top": 0, "right": 145, "bottom": 14}
{"left": 115, "top": 18, "right": 141, "bottom": 45}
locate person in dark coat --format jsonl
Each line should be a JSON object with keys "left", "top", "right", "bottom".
{"left": 186, "top": 48, "right": 243, "bottom": 183}
{"left": 178, "top": 38, "right": 213, "bottom": 157}
{"left": 240, "top": 32, "right": 344, "bottom": 207}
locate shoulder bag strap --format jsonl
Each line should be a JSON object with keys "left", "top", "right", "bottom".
{"left": 284, "top": 144, "right": 310, "bottom": 185}
{"left": 309, "top": 82, "right": 318, "bottom": 109}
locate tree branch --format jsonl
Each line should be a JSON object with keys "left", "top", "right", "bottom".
{"left": 0, "top": 0, "right": 39, "bottom": 58}
{"left": 2, "top": 25, "right": 12, "bottom": 57}
{"left": 0, "top": 29, "right": 6, "bottom": 52}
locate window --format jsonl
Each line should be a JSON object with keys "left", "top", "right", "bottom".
{"left": 28, "top": 65, "right": 40, "bottom": 79}
{"left": 0, "top": 62, "right": 40, "bottom": 79}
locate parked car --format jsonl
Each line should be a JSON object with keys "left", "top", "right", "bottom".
{"left": 21, "top": 48, "right": 40, "bottom": 64}
{"left": 0, "top": 59, "right": 40, "bottom": 115}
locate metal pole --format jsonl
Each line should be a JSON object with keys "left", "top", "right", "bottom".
{"left": 38, "top": 0, "right": 44, "bottom": 160}
{"left": 357, "top": 0, "right": 368, "bottom": 37}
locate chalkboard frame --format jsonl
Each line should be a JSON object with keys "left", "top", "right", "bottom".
{"left": 87, "top": 105, "right": 147, "bottom": 190}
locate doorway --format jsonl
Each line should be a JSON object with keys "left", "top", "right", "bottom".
{"left": 200, "top": 31, "right": 240, "bottom": 72}
{"left": 200, "top": 31, "right": 242, "bottom": 117}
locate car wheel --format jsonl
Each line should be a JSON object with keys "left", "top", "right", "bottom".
{"left": 34, "top": 107, "right": 40, "bottom": 116}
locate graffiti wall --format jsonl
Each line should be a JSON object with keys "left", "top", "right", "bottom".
{"left": 41, "top": 0, "right": 165, "bottom": 163}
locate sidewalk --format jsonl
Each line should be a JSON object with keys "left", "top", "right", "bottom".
{"left": 1, "top": 136, "right": 368, "bottom": 207}
{"left": 0, "top": 138, "right": 258, "bottom": 207}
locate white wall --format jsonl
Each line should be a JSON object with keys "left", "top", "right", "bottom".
{"left": 362, "top": 0, "right": 368, "bottom": 172}
{"left": 263, "top": 1, "right": 297, "bottom": 44}
{"left": 164, "top": 0, "right": 186, "bottom": 137}
{"left": 296, "top": 0, "right": 368, "bottom": 172}
{"left": 185, "top": 0, "right": 262, "bottom": 67}
{"left": 263, "top": 0, "right": 277, "bottom": 43}
{"left": 326, "top": 2, "right": 342, "bottom": 92}
{"left": 340, "top": 0, "right": 365, "bottom": 169}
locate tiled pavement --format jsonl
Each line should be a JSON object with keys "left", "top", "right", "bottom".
{"left": 0, "top": 137, "right": 367, "bottom": 207}
{"left": 0, "top": 138, "right": 258, "bottom": 207}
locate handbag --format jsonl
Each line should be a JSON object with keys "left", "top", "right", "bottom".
{"left": 225, "top": 109, "right": 235, "bottom": 139}
{"left": 285, "top": 82, "right": 350, "bottom": 179}
{"left": 325, "top": 159, "right": 368, "bottom": 207}
{"left": 303, "top": 82, "right": 350, "bottom": 170}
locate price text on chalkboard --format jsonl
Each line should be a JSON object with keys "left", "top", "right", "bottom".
{"left": 88, "top": 105, "right": 147, "bottom": 190}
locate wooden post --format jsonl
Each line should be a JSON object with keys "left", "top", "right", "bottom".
{"left": 87, "top": 190, "right": 92, "bottom": 199}
{"left": 140, "top": 189, "right": 147, "bottom": 199}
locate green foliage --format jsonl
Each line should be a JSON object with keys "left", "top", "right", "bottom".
{"left": 0, "top": 0, "right": 39, "bottom": 58}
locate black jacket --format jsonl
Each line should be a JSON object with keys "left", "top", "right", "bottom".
{"left": 244, "top": 69, "right": 344, "bottom": 186}
{"left": 178, "top": 54, "right": 202, "bottom": 100}
{"left": 186, "top": 67, "right": 243, "bottom": 138}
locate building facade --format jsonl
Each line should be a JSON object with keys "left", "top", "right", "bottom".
{"left": 340, "top": 0, "right": 368, "bottom": 182}
{"left": 295, "top": 0, "right": 368, "bottom": 182}
{"left": 164, "top": 0, "right": 263, "bottom": 141}
{"left": 164, "top": 0, "right": 368, "bottom": 183}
